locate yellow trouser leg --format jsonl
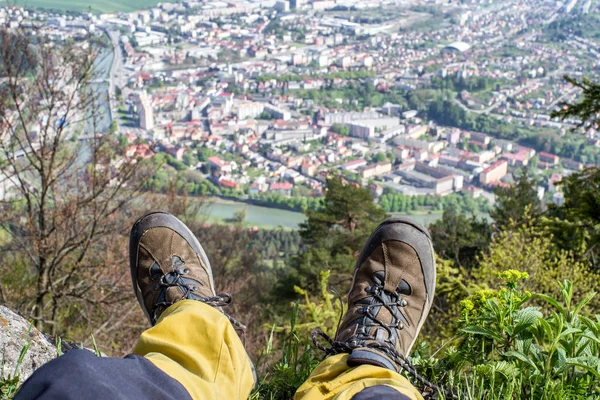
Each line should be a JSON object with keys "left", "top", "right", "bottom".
{"left": 133, "top": 300, "right": 255, "bottom": 400}
{"left": 295, "top": 354, "right": 423, "bottom": 400}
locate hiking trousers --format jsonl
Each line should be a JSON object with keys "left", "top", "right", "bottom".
{"left": 15, "top": 300, "right": 423, "bottom": 400}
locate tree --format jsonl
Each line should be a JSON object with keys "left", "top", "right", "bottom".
{"left": 281, "top": 176, "right": 387, "bottom": 295}
{"left": 475, "top": 214, "right": 600, "bottom": 310}
{"left": 0, "top": 27, "right": 149, "bottom": 336}
{"left": 373, "top": 152, "right": 387, "bottom": 163}
{"left": 490, "top": 168, "right": 542, "bottom": 229}
{"left": 552, "top": 76, "right": 600, "bottom": 131}
{"left": 429, "top": 207, "right": 492, "bottom": 267}
{"left": 545, "top": 168, "right": 600, "bottom": 267}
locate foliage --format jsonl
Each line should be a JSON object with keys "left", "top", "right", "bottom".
{"left": 475, "top": 215, "right": 600, "bottom": 311}
{"left": 281, "top": 176, "right": 387, "bottom": 295}
{"left": 0, "top": 26, "right": 148, "bottom": 338}
{"left": 0, "top": 326, "right": 31, "bottom": 400}
{"left": 270, "top": 270, "right": 344, "bottom": 340}
{"left": 416, "top": 276, "right": 600, "bottom": 399}
{"left": 330, "top": 123, "right": 349, "bottom": 136}
{"left": 379, "top": 191, "right": 489, "bottom": 214}
{"left": 429, "top": 208, "right": 492, "bottom": 267}
{"left": 430, "top": 75, "right": 503, "bottom": 93}
{"left": 490, "top": 169, "right": 542, "bottom": 229}
{"left": 544, "top": 168, "right": 600, "bottom": 267}
{"left": 252, "top": 305, "right": 320, "bottom": 400}
{"left": 551, "top": 76, "right": 600, "bottom": 131}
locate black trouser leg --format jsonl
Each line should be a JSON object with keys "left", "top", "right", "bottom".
{"left": 15, "top": 350, "right": 191, "bottom": 400}
{"left": 351, "top": 385, "right": 414, "bottom": 400}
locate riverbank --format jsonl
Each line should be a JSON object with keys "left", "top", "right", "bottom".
{"left": 202, "top": 197, "right": 451, "bottom": 229}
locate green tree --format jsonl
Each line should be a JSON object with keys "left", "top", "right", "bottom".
{"left": 490, "top": 169, "right": 542, "bottom": 229}
{"left": 545, "top": 168, "right": 600, "bottom": 267}
{"left": 281, "top": 176, "right": 387, "bottom": 295}
{"left": 429, "top": 207, "right": 492, "bottom": 267}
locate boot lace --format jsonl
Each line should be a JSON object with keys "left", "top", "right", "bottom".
{"left": 311, "top": 279, "right": 455, "bottom": 400}
{"left": 150, "top": 266, "right": 246, "bottom": 331}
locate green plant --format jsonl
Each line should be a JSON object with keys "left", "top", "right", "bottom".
{"left": 0, "top": 324, "right": 33, "bottom": 400}
{"left": 270, "top": 270, "right": 344, "bottom": 339}
{"left": 252, "top": 305, "right": 320, "bottom": 400}
{"left": 416, "top": 272, "right": 600, "bottom": 399}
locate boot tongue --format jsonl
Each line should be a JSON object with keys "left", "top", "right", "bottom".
{"left": 164, "top": 272, "right": 178, "bottom": 285}
{"left": 372, "top": 270, "right": 385, "bottom": 285}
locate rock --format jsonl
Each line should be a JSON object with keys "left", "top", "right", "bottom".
{"left": 0, "top": 306, "right": 57, "bottom": 383}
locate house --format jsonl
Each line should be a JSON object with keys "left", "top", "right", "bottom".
{"left": 167, "top": 146, "right": 186, "bottom": 161}
{"left": 270, "top": 181, "right": 293, "bottom": 196}
{"left": 361, "top": 162, "right": 392, "bottom": 179}
{"left": 343, "top": 159, "right": 368, "bottom": 171}
{"left": 219, "top": 179, "right": 238, "bottom": 190}
{"left": 539, "top": 152, "right": 560, "bottom": 165}
{"left": 301, "top": 161, "right": 318, "bottom": 177}
{"left": 480, "top": 160, "right": 508, "bottom": 185}
{"left": 207, "top": 156, "right": 233, "bottom": 173}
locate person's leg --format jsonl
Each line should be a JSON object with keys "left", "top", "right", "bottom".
{"left": 295, "top": 218, "right": 436, "bottom": 400}
{"left": 128, "top": 211, "right": 255, "bottom": 399}
{"left": 14, "top": 350, "right": 192, "bottom": 400}
{"left": 133, "top": 299, "right": 255, "bottom": 399}
{"left": 16, "top": 211, "right": 255, "bottom": 400}
{"left": 295, "top": 354, "right": 421, "bottom": 400}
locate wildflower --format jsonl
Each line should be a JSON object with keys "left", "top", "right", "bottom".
{"left": 460, "top": 299, "right": 475, "bottom": 313}
{"left": 472, "top": 289, "right": 497, "bottom": 304}
{"left": 498, "top": 269, "right": 529, "bottom": 288}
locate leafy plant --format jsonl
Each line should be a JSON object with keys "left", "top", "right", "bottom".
{"left": 253, "top": 305, "right": 320, "bottom": 400}
{"left": 415, "top": 272, "right": 600, "bottom": 399}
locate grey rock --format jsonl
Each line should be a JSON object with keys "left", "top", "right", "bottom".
{"left": 0, "top": 306, "right": 57, "bottom": 383}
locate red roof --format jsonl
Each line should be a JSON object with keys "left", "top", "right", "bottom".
{"left": 270, "top": 182, "right": 293, "bottom": 191}
{"left": 482, "top": 160, "right": 508, "bottom": 174}
{"left": 219, "top": 180, "right": 237, "bottom": 189}
{"left": 208, "top": 156, "right": 227, "bottom": 167}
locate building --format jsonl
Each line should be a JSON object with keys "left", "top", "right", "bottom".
{"left": 480, "top": 160, "right": 508, "bottom": 185}
{"left": 348, "top": 118, "right": 400, "bottom": 139}
{"left": 360, "top": 162, "right": 392, "bottom": 178}
{"left": 264, "top": 104, "right": 291, "bottom": 121}
{"left": 138, "top": 91, "right": 154, "bottom": 130}
{"left": 343, "top": 159, "right": 367, "bottom": 171}
{"left": 396, "top": 162, "right": 462, "bottom": 195}
{"left": 207, "top": 156, "right": 233, "bottom": 173}
{"left": 270, "top": 182, "right": 293, "bottom": 196}
{"left": 539, "top": 152, "right": 560, "bottom": 165}
{"left": 236, "top": 102, "right": 264, "bottom": 120}
{"left": 275, "top": 0, "right": 290, "bottom": 12}
{"left": 552, "top": 191, "right": 565, "bottom": 206}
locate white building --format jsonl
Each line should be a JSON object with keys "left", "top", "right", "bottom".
{"left": 138, "top": 91, "right": 154, "bottom": 131}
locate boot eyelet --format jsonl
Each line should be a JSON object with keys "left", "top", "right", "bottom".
{"left": 400, "top": 299, "right": 408, "bottom": 307}
{"left": 183, "top": 269, "right": 190, "bottom": 274}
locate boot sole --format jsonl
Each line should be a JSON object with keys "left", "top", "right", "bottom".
{"left": 129, "top": 210, "right": 215, "bottom": 325}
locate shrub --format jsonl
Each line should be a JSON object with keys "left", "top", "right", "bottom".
{"left": 414, "top": 274, "right": 600, "bottom": 399}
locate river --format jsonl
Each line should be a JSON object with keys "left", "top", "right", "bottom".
{"left": 202, "top": 199, "right": 447, "bottom": 229}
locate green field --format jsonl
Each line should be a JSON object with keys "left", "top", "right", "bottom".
{"left": 15, "top": 0, "right": 173, "bottom": 13}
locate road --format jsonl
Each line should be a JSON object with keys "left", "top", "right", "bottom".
{"left": 105, "top": 29, "right": 127, "bottom": 129}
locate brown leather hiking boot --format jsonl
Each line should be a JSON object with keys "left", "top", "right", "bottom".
{"left": 129, "top": 211, "right": 236, "bottom": 326}
{"left": 331, "top": 218, "right": 436, "bottom": 373}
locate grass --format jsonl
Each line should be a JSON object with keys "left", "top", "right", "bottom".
{"left": 16, "top": 0, "right": 173, "bottom": 13}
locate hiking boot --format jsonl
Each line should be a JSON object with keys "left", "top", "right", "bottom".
{"left": 332, "top": 218, "right": 436, "bottom": 373}
{"left": 129, "top": 211, "right": 233, "bottom": 326}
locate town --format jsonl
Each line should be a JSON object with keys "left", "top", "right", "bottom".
{"left": 2, "top": 0, "right": 599, "bottom": 214}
